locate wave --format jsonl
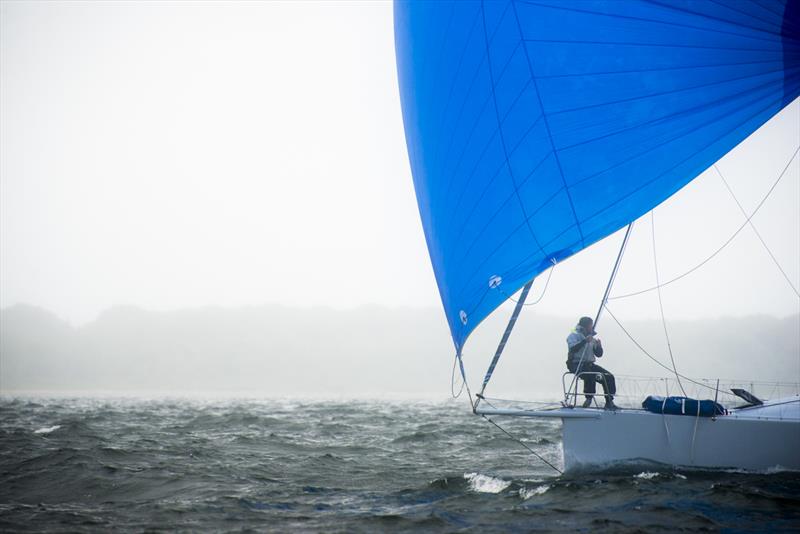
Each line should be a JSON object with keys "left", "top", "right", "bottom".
{"left": 519, "top": 484, "right": 550, "bottom": 499}
{"left": 464, "top": 472, "right": 511, "bottom": 494}
{"left": 33, "top": 425, "right": 61, "bottom": 435}
{"left": 2, "top": 396, "right": 799, "bottom": 532}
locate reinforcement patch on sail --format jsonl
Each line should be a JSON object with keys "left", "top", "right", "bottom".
{"left": 394, "top": 0, "right": 800, "bottom": 349}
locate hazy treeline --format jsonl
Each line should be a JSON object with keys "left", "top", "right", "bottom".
{"left": 1, "top": 304, "right": 797, "bottom": 398}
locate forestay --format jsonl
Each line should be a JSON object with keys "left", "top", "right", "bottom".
{"left": 394, "top": 0, "right": 800, "bottom": 351}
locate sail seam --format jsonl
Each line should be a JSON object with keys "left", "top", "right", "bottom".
{"left": 547, "top": 65, "right": 788, "bottom": 118}
{"left": 555, "top": 68, "right": 792, "bottom": 157}
{"left": 644, "top": 0, "right": 800, "bottom": 35}
{"left": 520, "top": 0, "right": 784, "bottom": 40}
{"left": 448, "top": 120, "right": 548, "bottom": 251}
{"left": 745, "top": 0, "right": 785, "bottom": 19}
{"left": 479, "top": 0, "right": 548, "bottom": 257}
{"left": 708, "top": 0, "right": 790, "bottom": 31}
{"left": 455, "top": 103, "right": 797, "bottom": 306}
{"left": 439, "top": 43, "right": 526, "bottom": 202}
{"left": 521, "top": 38, "right": 781, "bottom": 53}
{"left": 575, "top": 91, "right": 798, "bottom": 227}
{"left": 565, "top": 76, "right": 798, "bottom": 190}
{"left": 427, "top": 2, "right": 475, "bottom": 175}
{"left": 435, "top": 2, "right": 524, "bottom": 199}
{"left": 645, "top": 0, "right": 790, "bottom": 37}
{"left": 453, "top": 182, "right": 562, "bottom": 300}
{"left": 510, "top": 0, "right": 584, "bottom": 247}
{"left": 443, "top": 76, "right": 537, "bottom": 236}
{"left": 536, "top": 58, "right": 787, "bottom": 80}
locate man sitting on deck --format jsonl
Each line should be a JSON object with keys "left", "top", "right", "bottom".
{"left": 566, "top": 316, "right": 618, "bottom": 410}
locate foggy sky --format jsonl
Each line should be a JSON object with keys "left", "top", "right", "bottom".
{"left": 1, "top": 1, "right": 799, "bottom": 331}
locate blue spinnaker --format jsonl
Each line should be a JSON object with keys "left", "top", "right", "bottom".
{"left": 394, "top": 0, "right": 799, "bottom": 350}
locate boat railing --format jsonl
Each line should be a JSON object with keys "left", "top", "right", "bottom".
{"left": 475, "top": 376, "right": 799, "bottom": 415}
{"left": 562, "top": 373, "right": 800, "bottom": 410}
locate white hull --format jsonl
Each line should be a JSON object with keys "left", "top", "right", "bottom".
{"left": 561, "top": 398, "right": 800, "bottom": 473}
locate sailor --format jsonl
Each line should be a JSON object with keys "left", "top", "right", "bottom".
{"left": 566, "top": 316, "right": 617, "bottom": 410}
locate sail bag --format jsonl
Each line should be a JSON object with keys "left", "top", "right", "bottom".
{"left": 642, "top": 395, "right": 727, "bottom": 417}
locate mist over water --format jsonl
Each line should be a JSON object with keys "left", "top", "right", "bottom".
{"left": 1, "top": 304, "right": 797, "bottom": 399}
{"left": 2, "top": 396, "right": 798, "bottom": 532}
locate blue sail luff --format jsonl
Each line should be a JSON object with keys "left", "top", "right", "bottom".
{"left": 394, "top": 0, "right": 799, "bottom": 350}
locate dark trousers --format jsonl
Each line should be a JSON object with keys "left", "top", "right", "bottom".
{"left": 567, "top": 361, "right": 616, "bottom": 403}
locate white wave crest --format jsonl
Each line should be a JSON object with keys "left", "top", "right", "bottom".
{"left": 634, "top": 471, "right": 660, "bottom": 480}
{"left": 519, "top": 485, "right": 550, "bottom": 499}
{"left": 34, "top": 425, "right": 61, "bottom": 434}
{"left": 464, "top": 472, "right": 511, "bottom": 494}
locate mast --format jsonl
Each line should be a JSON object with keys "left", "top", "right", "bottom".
{"left": 593, "top": 223, "right": 634, "bottom": 330}
{"left": 565, "top": 223, "right": 634, "bottom": 405}
{"left": 475, "top": 279, "right": 535, "bottom": 409}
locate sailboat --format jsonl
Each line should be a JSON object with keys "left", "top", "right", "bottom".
{"left": 394, "top": 0, "right": 799, "bottom": 472}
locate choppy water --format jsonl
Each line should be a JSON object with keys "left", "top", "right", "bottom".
{"left": 1, "top": 397, "right": 798, "bottom": 532}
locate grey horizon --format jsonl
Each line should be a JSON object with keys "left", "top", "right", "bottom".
{"left": 2, "top": 304, "right": 797, "bottom": 399}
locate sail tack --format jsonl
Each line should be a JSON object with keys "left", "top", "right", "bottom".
{"left": 394, "top": 0, "right": 799, "bottom": 350}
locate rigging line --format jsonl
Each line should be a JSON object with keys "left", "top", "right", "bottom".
{"left": 651, "top": 211, "right": 687, "bottom": 397}
{"left": 714, "top": 164, "right": 800, "bottom": 298}
{"left": 610, "top": 145, "right": 800, "bottom": 300}
{"left": 456, "top": 349, "right": 476, "bottom": 411}
{"left": 451, "top": 352, "right": 466, "bottom": 399}
{"left": 501, "top": 260, "right": 557, "bottom": 305}
{"left": 481, "top": 414, "right": 563, "bottom": 474}
{"left": 603, "top": 304, "right": 737, "bottom": 397}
